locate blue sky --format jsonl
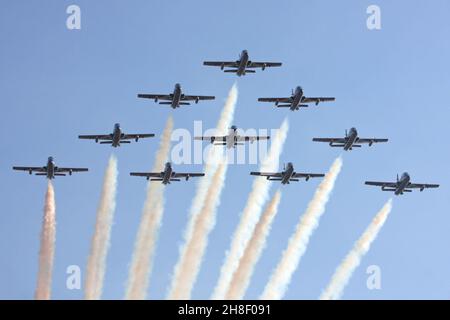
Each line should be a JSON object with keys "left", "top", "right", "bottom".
{"left": 1, "top": 0, "right": 449, "bottom": 299}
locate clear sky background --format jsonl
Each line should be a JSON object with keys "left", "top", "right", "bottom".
{"left": 1, "top": 0, "right": 449, "bottom": 300}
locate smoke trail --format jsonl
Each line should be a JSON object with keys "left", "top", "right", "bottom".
{"left": 125, "top": 116, "right": 173, "bottom": 300}
{"left": 35, "top": 181, "right": 56, "bottom": 300}
{"left": 225, "top": 190, "right": 282, "bottom": 300}
{"left": 167, "top": 161, "right": 227, "bottom": 299}
{"left": 260, "top": 157, "right": 343, "bottom": 300}
{"left": 212, "top": 119, "right": 289, "bottom": 299}
{"left": 165, "top": 86, "right": 237, "bottom": 299}
{"left": 320, "top": 199, "right": 392, "bottom": 300}
{"left": 187, "top": 84, "right": 238, "bottom": 232}
{"left": 84, "top": 155, "right": 118, "bottom": 300}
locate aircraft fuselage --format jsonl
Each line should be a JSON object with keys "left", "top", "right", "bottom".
{"left": 237, "top": 50, "right": 249, "bottom": 76}
{"left": 172, "top": 83, "right": 183, "bottom": 108}
{"left": 290, "top": 86, "right": 304, "bottom": 110}
{"left": 281, "top": 163, "right": 295, "bottom": 184}
{"left": 344, "top": 127, "right": 358, "bottom": 151}
{"left": 46, "top": 157, "right": 56, "bottom": 179}
{"left": 111, "top": 123, "right": 122, "bottom": 147}
{"left": 394, "top": 172, "right": 411, "bottom": 195}
{"left": 162, "top": 162, "right": 173, "bottom": 184}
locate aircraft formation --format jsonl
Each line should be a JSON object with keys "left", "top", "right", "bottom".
{"left": 12, "top": 50, "right": 439, "bottom": 194}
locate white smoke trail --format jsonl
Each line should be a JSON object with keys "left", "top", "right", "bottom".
{"left": 260, "top": 157, "right": 343, "bottom": 300}
{"left": 320, "top": 199, "right": 392, "bottom": 300}
{"left": 186, "top": 85, "right": 238, "bottom": 233}
{"left": 212, "top": 119, "right": 289, "bottom": 299}
{"left": 168, "top": 84, "right": 238, "bottom": 299}
{"left": 167, "top": 161, "right": 227, "bottom": 299}
{"left": 225, "top": 190, "right": 282, "bottom": 300}
{"left": 125, "top": 116, "right": 173, "bottom": 300}
{"left": 84, "top": 155, "right": 118, "bottom": 300}
{"left": 35, "top": 181, "right": 56, "bottom": 300}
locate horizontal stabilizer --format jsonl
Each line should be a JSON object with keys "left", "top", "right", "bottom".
{"left": 170, "top": 179, "right": 181, "bottom": 181}
{"left": 351, "top": 145, "right": 362, "bottom": 148}
{"left": 276, "top": 104, "right": 292, "bottom": 108}
{"left": 35, "top": 173, "right": 47, "bottom": 176}
{"left": 224, "top": 69, "right": 238, "bottom": 73}
{"left": 178, "top": 102, "right": 190, "bottom": 105}
{"left": 119, "top": 141, "right": 131, "bottom": 144}
{"left": 214, "top": 143, "right": 227, "bottom": 145}
{"left": 54, "top": 173, "right": 66, "bottom": 176}
{"left": 244, "top": 70, "right": 256, "bottom": 73}
{"left": 382, "top": 188, "right": 396, "bottom": 192}
{"left": 150, "top": 178, "right": 164, "bottom": 181}
{"left": 267, "top": 178, "right": 283, "bottom": 181}
{"left": 289, "top": 178, "right": 300, "bottom": 182}
{"left": 159, "top": 102, "right": 172, "bottom": 105}
{"left": 330, "top": 144, "right": 345, "bottom": 147}
{"left": 100, "top": 141, "right": 112, "bottom": 144}
{"left": 403, "top": 189, "right": 412, "bottom": 192}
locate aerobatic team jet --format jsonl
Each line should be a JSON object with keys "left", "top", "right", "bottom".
{"left": 194, "top": 125, "right": 270, "bottom": 149}
{"left": 78, "top": 123, "right": 155, "bottom": 147}
{"left": 13, "top": 156, "right": 88, "bottom": 179}
{"left": 130, "top": 162, "right": 204, "bottom": 184}
{"left": 365, "top": 172, "right": 439, "bottom": 195}
{"left": 258, "top": 86, "right": 335, "bottom": 111}
{"left": 137, "top": 83, "right": 215, "bottom": 109}
{"left": 312, "top": 127, "right": 388, "bottom": 151}
{"left": 203, "top": 50, "right": 282, "bottom": 76}
{"left": 250, "top": 162, "right": 324, "bottom": 185}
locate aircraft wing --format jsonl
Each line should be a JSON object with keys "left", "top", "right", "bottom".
{"left": 247, "top": 62, "right": 282, "bottom": 68}
{"left": 181, "top": 95, "right": 215, "bottom": 101}
{"left": 407, "top": 183, "right": 440, "bottom": 189}
{"left": 302, "top": 97, "right": 335, "bottom": 104}
{"left": 292, "top": 173, "right": 325, "bottom": 178}
{"left": 237, "top": 136, "right": 270, "bottom": 142}
{"left": 194, "top": 136, "right": 227, "bottom": 142}
{"left": 130, "top": 172, "right": 163, "bottom": 177}
{"left": 203, "top": 61, "right": 239, "bottom": 67}
{"left": 56, "top": 167, "right": 88, "bottom": 173}
{"left": 13, "top": 166, "right": 46, "bottom": 172}
{"left": 78, "top": 134, "right": 112, "bottom": 141}
{"left": 172, "top": 173, "right": 205, "bottom": 178}
{"left": 137, "top": 94, "right": 172, "bottom": 100}
{"left": 312, "top": 137, "right": 347, "bottom": 143}
{"left": 356, "top": 138, "right": 389, "bottom": 144}
{"left": 122, "top": 134, "right": 155, "bottom": 140}
{"left": 365, "top": 181, "right": 397, "bottom": 187}
{"left": 250, "top": 172, "right": 282, "bottom": 177}
{"left": 258, "top": 97, "right": 292, "bottom": 103}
